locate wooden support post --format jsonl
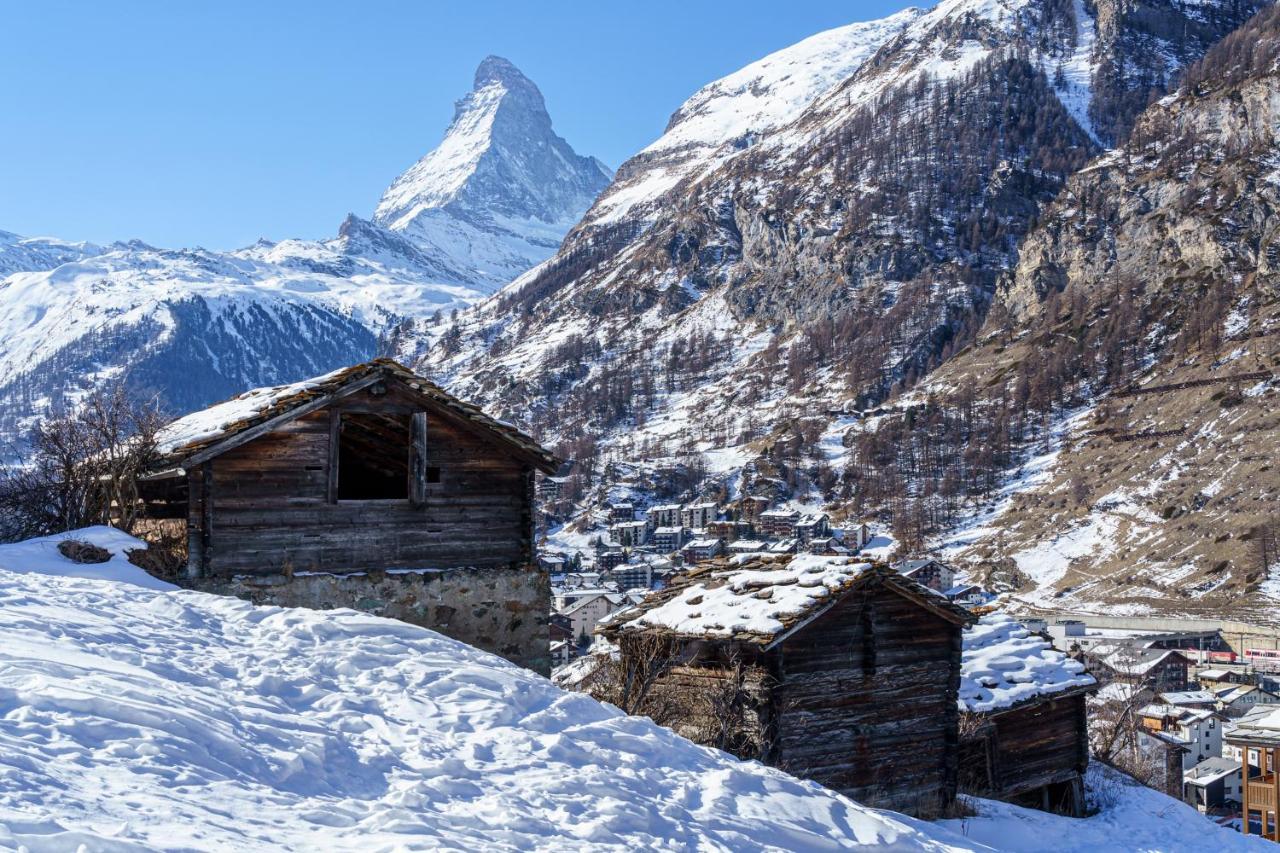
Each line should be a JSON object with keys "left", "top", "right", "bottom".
{"left": 520, "top": 466, "right": 535, "bottom": 566}
{"left": 1243, "top": 747, "right": 1250, "bottom": 836}
{"left": 327, "top": 410, "right": 340, "bottom": 504}
{"left": 199, "top": 461, "right": 213, "bottom": 577}
{"left": 1264, "top": 742, "right": 1274, "bottom": 845}
{"left": 410, "top": 412, "right": 428, "bottom": 508}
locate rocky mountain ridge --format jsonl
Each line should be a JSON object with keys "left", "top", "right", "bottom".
{"left": 923, "top": 3, "right": 1280, "bottom": 618}
{"left": 415, "top": 0, "right": 1272, "bottom": 620}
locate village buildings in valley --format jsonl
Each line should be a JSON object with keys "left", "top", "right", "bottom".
{"left": 542, "top": 488, "right": 997, "bottom": 657}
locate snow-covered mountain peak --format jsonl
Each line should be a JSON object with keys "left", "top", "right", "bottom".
{"left": 371, "top": 55, "right": 610, "bottom": 287}
{"left": 472, "top": 54, "right": 538, "bottom": 95}
{"left": 0, "top": 229, "right": 103, "bottom": 276}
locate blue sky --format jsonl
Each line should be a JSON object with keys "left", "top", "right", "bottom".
{"left": 2, "top": 1, "right": 914, "bottom": 250}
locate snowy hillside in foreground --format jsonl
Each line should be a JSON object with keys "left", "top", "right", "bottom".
{"left": 0, "top": 528, "right": 1266, "bottom": 852}
{"left": 0, "top": 566, "right": 959, "bottom": 852}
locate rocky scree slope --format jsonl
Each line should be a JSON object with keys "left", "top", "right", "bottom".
{"left": 922, "top": 3, "right": 1280, "bottom": 619}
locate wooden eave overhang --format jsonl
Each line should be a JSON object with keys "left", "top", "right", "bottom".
{"left": 149, "top": 358, "right": 560, "bottom": 474}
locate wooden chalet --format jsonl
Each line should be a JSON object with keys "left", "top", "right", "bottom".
{"left": 599, "top": 554, "right": 975, "bottom": 817}
{"left": 957, "top": 614, "right": 1096, "bottom": 816}
{"left": 1226, "top": 706, "right": 1280, "bottom": 840}
{"left": 134, "top": 359, "right": 559, "bottom": 671}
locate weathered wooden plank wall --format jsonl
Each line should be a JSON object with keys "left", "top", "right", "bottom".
{"left": 775, "top": 587, "right": 961, "bottom": 816}
{"left": 990, "top": 695, "right": 1089, "bottom": 797}
{"left": 631, "top": 584, "right": 963, "bottom": 819}
{"left": 187, "top": 384, "right": 531, "bottom": 576}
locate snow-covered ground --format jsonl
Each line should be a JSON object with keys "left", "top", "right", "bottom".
{"left": 0, "top": 564, "right": 964, "bottom": 852}
{"left": 0, "top": 526, "right": 1266, "bottom": 851}
{"left": 944, "top": 763, "right": 1268, "bottom": 852}
{"left": 0, "top": 526, "right": 175, "bottom": 592}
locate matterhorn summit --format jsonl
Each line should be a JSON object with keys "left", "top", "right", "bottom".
{"left": 374, "top": 55, "right": 612, "bottom": 288}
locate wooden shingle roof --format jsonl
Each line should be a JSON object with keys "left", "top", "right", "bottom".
{"left": 150, "top": 358, "right": 559, "bottom": 473}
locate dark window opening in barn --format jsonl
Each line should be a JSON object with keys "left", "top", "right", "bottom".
{"left": 338, "top": 413, "right": 411, "bottom": 500}
{"left": 426, "top": 466, "right": 441, "bottom": 484}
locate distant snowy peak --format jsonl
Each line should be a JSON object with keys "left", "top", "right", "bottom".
{"left": 586, "top": 9, "right": 925, "bottom": 226}
{"left": 373, "top": 55, "right": 610, "bottom": 281}
{"left": 0, "top": 229, "right": 103, "bottom": 276}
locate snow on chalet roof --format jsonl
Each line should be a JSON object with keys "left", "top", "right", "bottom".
{"left": 1184, "top": 757, "right": 1240, "bottom": 787}
{"left": 959, "top": 613, "right": 1095, "bottom": 714}
{"left": 1092, "top": 644, "right": 1187, "bottom": 676}
{"left": 1160, "top": 690, "right": 1216, "bottom": 706}
{"left": 1226, "top": 706, "right": 1280, "bottom": 745}
{"left": 151, "top": 358, "right": 557, "bottom": 472}
{"left": 602, "top": 555, "right": 971, "bottom": 646}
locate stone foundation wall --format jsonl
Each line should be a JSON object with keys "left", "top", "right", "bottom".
{"left": 193, "top": 566, "right": 551, "bottom": 675}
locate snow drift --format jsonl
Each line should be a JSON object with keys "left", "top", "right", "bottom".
{"left": 0, "top": 526, "right": 1266, "bottom": 851}
{"left": 0, "top": 566, "right": 963, "bottom": 852}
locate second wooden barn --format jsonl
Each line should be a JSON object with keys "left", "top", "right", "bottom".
{"left": 957, "top": 613, "right": 1096, "bottom": 815}
{"left": 599, "top": 554, "right": 975, "bottom": 817}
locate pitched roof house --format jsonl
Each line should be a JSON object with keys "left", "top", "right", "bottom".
{"left": 599, "top": 555, "right": 974, "bottom": 817}
{"left": 135, "top": 358, "right": 559, "bottom": 672}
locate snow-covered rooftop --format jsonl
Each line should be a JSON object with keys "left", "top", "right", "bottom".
{"left": 1159, "top": 690, "right": 1217, "bottom": 706}
{"left": 603, "top": 555, "right": 970, "bottom": 645}
{"left": 1184, "top": 756, "right": 1240, "bottom": 786}
{"left": 152, "top": 358, "right": 557, "bottom": 471}
{"left": 959, "top": 613, "right": 1096, "bottom": 713}
{"left": 1228, "top": 706, "right": 1280, "bottom": 746}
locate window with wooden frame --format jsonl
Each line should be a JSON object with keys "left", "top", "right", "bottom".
{"left": 330, "top": 410, "right": 430, "bottom": 504}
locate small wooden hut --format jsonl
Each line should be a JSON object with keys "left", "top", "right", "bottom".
{"left": 135, "top": 358, "right": 559, "bottom": 671}
{"left": 599, "top": 555, "right": 975, "bottom": 817}
{"left": 957, "top": 613, "right": 1096, "bottom": 815}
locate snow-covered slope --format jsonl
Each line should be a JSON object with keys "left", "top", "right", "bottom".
{"left": 374, "top": 56, "right": 612, "bottom": 288}
{"left": 0, "top": 226, "right": 476, "bottom": 438}
{"left": 583, "top": 8, "right": 923, "bottom": 226}
{"left": 0, "top": 526, "right": 176, "bottom": 591}
{"left": 0, "top": 567, "right": 960, "bottom": 852}
{"left": 0, "top": 554, "right": 1264, "bottom": 851}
